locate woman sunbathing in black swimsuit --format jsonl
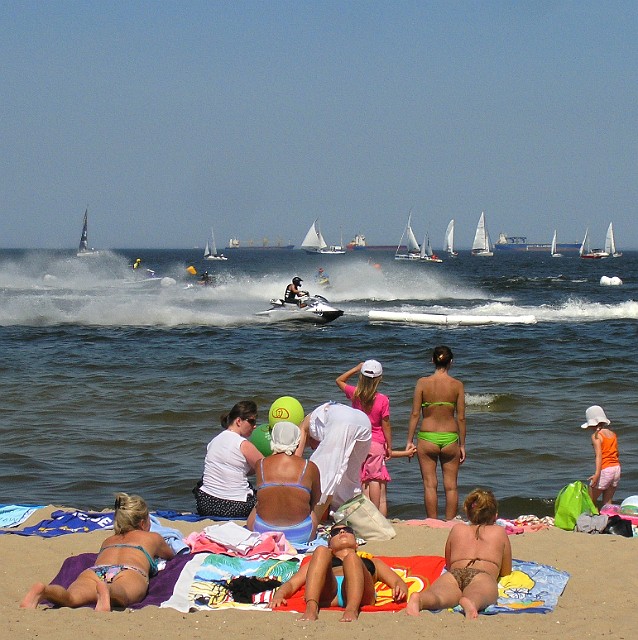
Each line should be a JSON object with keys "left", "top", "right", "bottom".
{"left": 406, "top": 488, "right": 512, "bottom": 619}
{"left": 270, "top": 524, "right": 408, "bottom": 622}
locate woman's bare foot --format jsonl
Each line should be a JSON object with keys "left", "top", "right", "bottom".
{"left": 340, "top": 607, "right": 360, "bottom": 622}
{"left": 20, "top": 583, "right": 46, "bottom": 609}
{"left": 298, "top": 600, "right": 319, "bottom": 621}
{"left": 94, "top": 582, "right": 111, "bottom": 612}
{"left": 459, "top": 596, "right": 479, "bottom": 619}
{"left": 405, "top": 592, "right": 422, "bottom": 616}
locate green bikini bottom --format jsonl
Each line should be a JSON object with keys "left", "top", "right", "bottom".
{"left": 417, "top": 431, "right": 459, "bottom": 448}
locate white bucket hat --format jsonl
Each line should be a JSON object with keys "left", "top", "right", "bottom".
{"left": 581, "top": 405, "right": 611, "bottom": 429}
{"left": 361, "top": 359, "right": 383, "bottom": 378}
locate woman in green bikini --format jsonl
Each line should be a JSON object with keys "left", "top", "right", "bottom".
{"left": 407, "top": 345, "right": 466, "bottom": 520}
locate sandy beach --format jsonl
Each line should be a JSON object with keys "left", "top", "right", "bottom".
{"left": 4, "top": 506, "right": 637, "bottom": 639}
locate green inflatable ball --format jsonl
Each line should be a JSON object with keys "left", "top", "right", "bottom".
{"left": 268, "top": 396, "right": 305, "bottom": 426}
{"left": 249, "top": 423, "right": 272, "bottom": 456}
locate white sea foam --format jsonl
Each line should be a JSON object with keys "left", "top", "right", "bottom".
{"left": 374, "top": 299, "right": 638, "bottom": 324}
{"left": 466, "top": 393, "right": 499, "bottom": 407}
{"left": 1, "top": 253, "right": 637, "bottom": 327}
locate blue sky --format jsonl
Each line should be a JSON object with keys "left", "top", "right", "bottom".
{"left": 2, "top": 1, "right": 636, "bottom": 249}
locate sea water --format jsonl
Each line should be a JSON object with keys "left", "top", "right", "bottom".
{"left": 1, "top": 248, "right": 636, "bottom": 519}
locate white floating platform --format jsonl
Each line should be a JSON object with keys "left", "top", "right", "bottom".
{"left": 368, "top": 310, "right": 537, "bottom": 326}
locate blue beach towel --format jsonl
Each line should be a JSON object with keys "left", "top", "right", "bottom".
{"left": 149, "top": 514, "right": 189, "bottom": 555}
{"left": 0, "top": 510, "right": 114, "bottom": 537}
{"left": 451, "top": 559, "right": 569, "bottom": 615}
{"left": 0, "top": 504, "right": 43, "bottom": 528}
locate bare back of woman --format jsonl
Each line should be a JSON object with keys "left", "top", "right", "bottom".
{"left": 407, "top": 346, "right": 466, "bottom": 520}
{"left": 21, "top": 493, "right": 174, "bottom": 611}
{"left": 407, "top": 488, "right": 512, "bottom": 619}
{"left": 246, "top": 422, "right": 321, "bottom": 545}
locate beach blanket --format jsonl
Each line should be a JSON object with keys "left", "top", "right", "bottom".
{"left": 278, "top": 555, "right": 447, "bottom": 613}
{"left": 403, "top": 518, "right": 458, "bottom": 529}
{"left": 601, "top": 503, "right": 638, "bottom": 527}
{"left": 0, "top": 504, "right": 42, "bottom": 528}
{"left": 161, "top": 552, "right": 302, "bottom": 612}
{"left": 47, "top": 552, "right": 192, "bottom": 609}
{"left": 1, "top": 510, "right": 114, "bottom": 537}
{"left": 479, "top": 559, "right": 569, "bottom": 615}
{"left": 186, "top": 527, "right": 297, "bottom": 557}
{"left": 403, "top": 517, "right": 552, "bottom": 534}
{"left": 0, "top": 510, "right": 190, "bottom": 550}
{"left": 278, "top": 557, "right": 568, "bottom": 615}
{"left": 149, "top": 515, "right": 190, "bottom": 555}
{"left": 43, "top": 552, "right": 569, "bottom": 615}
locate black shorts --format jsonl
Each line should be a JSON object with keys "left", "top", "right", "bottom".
{"left": 193, "top": 485, "right": 256, "bottom": 519}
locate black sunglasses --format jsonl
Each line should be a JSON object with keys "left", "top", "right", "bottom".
{"left": 329, "top": 525, "right": 355, "bottom": 537}
{"left": 244, "top": 417, "right": 257, "bottom": 426}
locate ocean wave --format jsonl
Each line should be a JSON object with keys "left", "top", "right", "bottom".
{"left": 466, "top": 393, "right": 500, "bottom": 408}
{"left": 372, "top": 298, "right": 638, "bottom": 325}
{"left": 533, "top": 298, "right": 638, "bottom": 321}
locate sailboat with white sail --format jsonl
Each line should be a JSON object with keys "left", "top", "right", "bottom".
{"left": 204, "top": 227, "right": 228, "bottom": 260}
{"left": 604, "top": 222, "right": 622, "bottom": 258}
{"left": 444, "top": 219, "right": 458, "bottom": 257}
{"left": 76, "top": 208, "right": 101, "bottom": 257}
{"left": 550, "top": 230, "right": 563, "bottom": 258}
{"left": 471, "top": 212, "right": 493, "bottom": 257}
{"left": 301, "top": 219, "right": 345, "bottom": 254}
{"left": 579, "top": 227, "right": 608, "bottom": 259}
{"left": 420, "top": 233, "right": 443, "bottom": 263}
{"left": 395, "top": 212, "right": 421, "bottom": 260}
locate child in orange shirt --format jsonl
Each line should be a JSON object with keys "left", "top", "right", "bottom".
{"left": 581, "top": 405, "right": 621, "bottom": 506}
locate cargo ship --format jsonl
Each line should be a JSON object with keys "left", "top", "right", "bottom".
{"left": 225, "top": 237, "right": 294, "bottom": 250}
{"left": 494, "top": 233, "right": 581, "bottom": 254}
{"left": 346, "top": 234, "right": 406, "bottom": 251}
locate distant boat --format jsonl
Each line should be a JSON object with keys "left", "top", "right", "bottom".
{"left": 579, "top": 227, "right": 608, "bottom": 259}
{"left": 204, "top": 227, "right": 228, "bottom": 261}
{"left": 444, "top": 219, "right": 458, "bottom": 257}
{"left": 471, "top": 212, "right": 493, "bottom": 257}
{"left": 301, "top": 219, "right": 345, "bottom": 254}
{"left": 395, "top": 212, "right": 421, "bottom": 260}
{"left": 346, "top": 233, "right": 403, "bottom": 251}
{"left": 494, "top": 233, "right": 581, "bottom": 253}
{"left": 420, "top": 233, "right": 443, "bottom": 263}
{"left": 550, "top": 230, "right": 563, "bottom": 258}
{"left": 225, "top": 237, "right": 294, "bottom": 250}
{"left": 604, "top": 222, "right": 622, "bottom": 258}
{"left": 76, "top": 208, "right": 101, "bottom": 257}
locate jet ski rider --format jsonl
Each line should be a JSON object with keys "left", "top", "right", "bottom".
{"left": 285, "top": 276, "right": 308, "bottom": 307}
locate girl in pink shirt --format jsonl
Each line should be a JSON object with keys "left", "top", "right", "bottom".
{"left": 337, "top": 360, "right": 415, "bottom": 515}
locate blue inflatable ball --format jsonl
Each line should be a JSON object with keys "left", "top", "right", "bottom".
{"left": 268, "top": 396, "right": 305, "bottom": 426}
{"left": 249, "top": 423, "right": 272, "bottom": 456}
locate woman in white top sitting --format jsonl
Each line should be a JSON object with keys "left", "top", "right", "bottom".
{"left": 193, "top": 400, "right": 264, "bottom": 518}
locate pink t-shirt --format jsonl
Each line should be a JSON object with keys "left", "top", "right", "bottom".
{"left": 344, "top": 384, "right": 389, "bottom": 445}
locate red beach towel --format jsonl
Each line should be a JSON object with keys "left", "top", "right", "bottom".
{"left": 276, "top": 555, "right": 445, "bottom": 613}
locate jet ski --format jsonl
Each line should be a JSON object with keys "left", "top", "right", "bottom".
{"left": 257, "top": 294, "right": 344, "bottom": 324}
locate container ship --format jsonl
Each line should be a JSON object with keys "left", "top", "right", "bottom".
{"left": 225, "top": 238, "right": 294, "bottom": 250}
{"left": 346, "top": 234, "right": 405, "bottom": 251}
{"left": 494, "top": 233, "right": 581, "bottom": 254}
